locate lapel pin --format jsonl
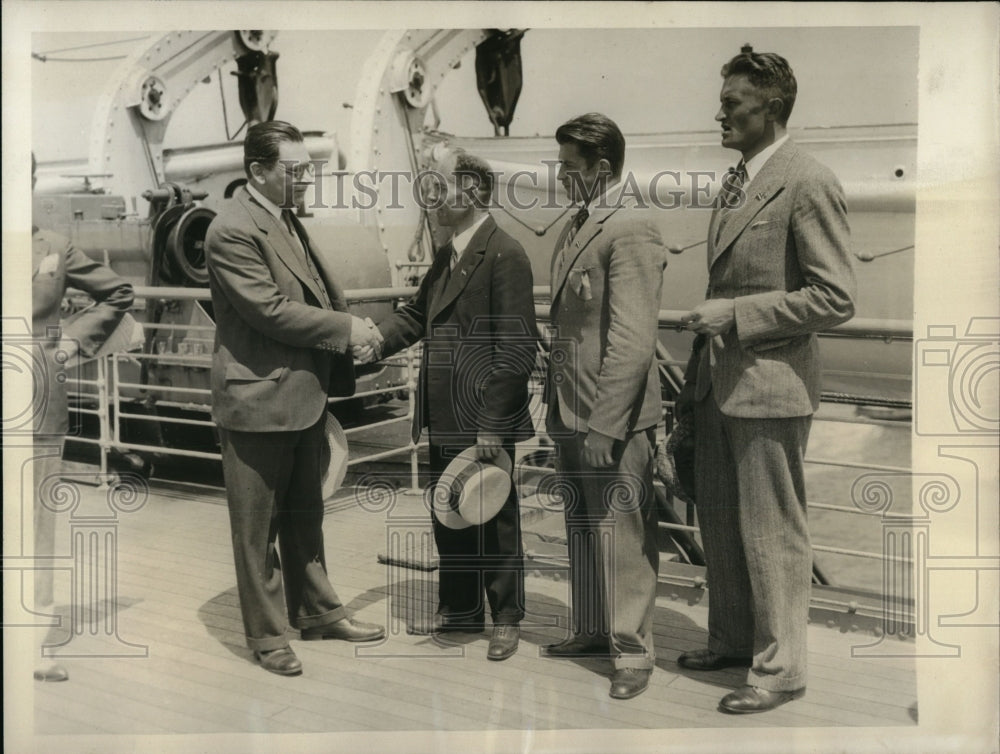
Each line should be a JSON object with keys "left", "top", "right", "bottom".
{"left": 755, "top": 192, "right": 768, "bottom": 201}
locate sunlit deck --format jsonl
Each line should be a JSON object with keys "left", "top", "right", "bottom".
{"left": 28, "top": 467, "right": 917, "bottom": 737}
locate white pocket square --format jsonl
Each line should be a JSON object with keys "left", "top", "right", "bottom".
{"left": 749, "top": 220, "right": 771, "bottom": 229}
{"left": 568, "top": 267, "right": 593, "bottom": 301}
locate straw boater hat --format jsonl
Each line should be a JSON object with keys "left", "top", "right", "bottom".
{"left": 431, "top": 447, "right": 514, "bottom": 529}
{"left": 320, "top": 412, "right": 349, "bottom": 500}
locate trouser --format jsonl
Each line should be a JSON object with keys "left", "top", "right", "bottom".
{"left": 552, "top": 425, "right": 659, "bottom": 671}
{"left": 428, "top": 441, "right": 525, "bottom": 625}
{"left": 33, "top": 434, "right": 66, "bottom": 608}
{"left": 694, "top": 391, "right": 812, "bottom": 692}
{"left": 219, "top": 417, "right": 347, "bottom": 652}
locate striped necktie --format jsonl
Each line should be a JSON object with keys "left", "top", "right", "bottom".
{"left": 715, "top": 162, "right": 747, "bottom": 243}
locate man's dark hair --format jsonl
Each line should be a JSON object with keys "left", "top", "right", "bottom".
{"left": 721, "top": 47, "right": 797, "bottom": 125}
{"left": 555, "top": 113, "right": 626, "bottom": 179}
{"left": 452, "top": 150, "right": 495, "bottom": 207}
{"left": 243, "top": 121, "right": 304, "bottom": 177}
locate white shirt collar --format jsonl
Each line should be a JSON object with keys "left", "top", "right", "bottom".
{"left": 743, "top": 134, "right": 790, "bottom": 186}
{"left": 246, "top": 183, "right": 284, "bottom": 222}
{"left": 451, "top": 213, "right": 489, "bottom": 255}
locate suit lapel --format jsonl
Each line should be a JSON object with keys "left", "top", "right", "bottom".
{"left": 710, "top": 140, "right": 796, "bottom": 269}
{"left": 550, "top": 192, "right": 624, "bottom": 316}
{"left": 239, "top": 189, "right": 327, "bottom": 305}
{"left": 429, "top": 215, "right": 495, "bottom": 321}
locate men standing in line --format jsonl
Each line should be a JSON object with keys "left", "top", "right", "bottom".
{"left": 543, "top": 113, "right": 666, "bottom": 700}
{"left": 206, "top": 121, "right": 385, "bottom": 677}
{"left": 31, "top": 153, "right": 135, "bottom": 682}
{"left": 677, "top": 48, "right": 856, "bottom": 713}
{"left": 372, "top": 148, "right": 537, "bottom": 661}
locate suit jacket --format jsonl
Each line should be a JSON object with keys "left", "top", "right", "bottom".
{"left": 546, "top": 188, "right": 666, "bottom": 441}
{"left": 206, "top": 187, "right": 356, "bottom": 432}
{"left": 686, "top": 139, "right": 856, "bottom": 418}
{"left": 31, "top": 228, "right": 134, "bottom": 435}
{"left": 378, "top": 215, "right": 537, "bottom": 445}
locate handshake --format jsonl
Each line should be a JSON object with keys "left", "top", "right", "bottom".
{"left": 350, "top": 316, "right": 384, "bottom": 364}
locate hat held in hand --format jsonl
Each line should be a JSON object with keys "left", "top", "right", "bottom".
{"left": 320, "top": 412, "right": 349, "bottom": 500}
{"left": 655, "top": 413, "right": 695, "bottom": 505}
{"left": 432, "top": 447, "right": 513, "bottom": 529}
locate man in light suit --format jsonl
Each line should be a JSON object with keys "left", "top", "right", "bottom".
{"left": 543, "top": 113, "right": 666, "bottom": 700}
{"left": 373, "top": 148, "right": 537, "bottom": 661}
{"left": 206, "top": 121, "right": 385, "bottom": 677}
{"left": 677, "top": 49, "right": 856, "bottom": 713}
{"left": 30, "top": 154, "right": 135, "bottom": 682}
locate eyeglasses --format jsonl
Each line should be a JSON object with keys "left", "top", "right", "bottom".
{"left": 278, "top": 162, "right": 315, "bottom": 181}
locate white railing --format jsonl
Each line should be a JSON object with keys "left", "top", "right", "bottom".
{"left": 69, "top": 284, "right": 914, "bottom": 580}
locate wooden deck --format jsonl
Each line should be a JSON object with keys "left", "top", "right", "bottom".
{"left": 23, "top": 471, "right": 918, "bottom": 743}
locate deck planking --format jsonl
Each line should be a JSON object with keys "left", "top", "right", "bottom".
{"left": 30, "top": 479, "right": 918, "bottom": 735}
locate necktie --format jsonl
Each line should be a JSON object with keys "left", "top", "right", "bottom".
{"left": 714, "top": 162, "right": 747, "bottom": 243}
{"left": 718, "top": 162, "right": 747, "bottom": 210}
{"left": 556, "top": 207, "right": 589, "bottom": 281}
{"left": 283, "top": 210, "right": 305, "bottom": 256}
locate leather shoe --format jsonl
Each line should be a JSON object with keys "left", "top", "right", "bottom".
{"left": 301, "top": 618, "right": 385, "bottom": 643}
{"left": 33, "top": 663, "right": 69, "bottom": 682}
{"left": 677, "top": 648, "right": 752, "bottom": 671}
{"left": 254, "top": 647, "right": 302, "bottom": 676}
{"left": 719, "top": 685, "right": 805, "bottom": 714}
{"left": 609, "top": 668, "right": 652, "bottom": 700}
{"left": 543, "top": 636, "right": 610, "bottom": 658}
{"left": 487, "top": 624, "right": 519, "bottom": 661}
{"left": 407, "top": 615, "right": 484, "bottom": 636}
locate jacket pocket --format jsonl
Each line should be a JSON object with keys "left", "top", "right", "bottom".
{"left": 225, "top": 362, "right": 285, "bottom": 382}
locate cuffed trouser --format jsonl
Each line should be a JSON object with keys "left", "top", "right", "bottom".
{"left": 219, "top": 417, "right": 347, "bottom": 652}
{"left": 694, "top": 391, "right": 812, "bottom": 692}
{"left": 552, "top": 426, "right": 659, "bottom": 671}
{"left": 428, "top": 442, "right": 525, "bottom": 625}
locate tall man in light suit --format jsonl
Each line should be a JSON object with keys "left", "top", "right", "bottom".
{"left": 206, "top": 121, "right": 385, "bottom": 677}
{"left": 677, "top": 49, "right": 856, "bottom": 713}
{"left": 543, "top": 113, "right": 666, "bottom": 700}
{"left": 374, "top": 148, "right": 536, "bottom": 661}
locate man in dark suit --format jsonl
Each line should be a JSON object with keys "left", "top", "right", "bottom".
{"left": 373, "top": 148, "right": 536, "bottom": 661}
{"left": 30, "top": 155, "right": 135, "bottom": 682}
{"left": 206, "top": 121, "right": 385, "bottom": 677}
{"left": 677, "top": 49, "right": 856, "bottom": 713}
{"left": 542, "top": 113, "right": 666, "bottom": 700}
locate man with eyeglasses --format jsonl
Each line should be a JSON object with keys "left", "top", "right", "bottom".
{"left": 206, "top": 121, "right": 385, "bottom": 676}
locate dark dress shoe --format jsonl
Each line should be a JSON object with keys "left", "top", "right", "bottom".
{"left": 677, "top": 648, "right": 752, "bottom": 671}
{"left": 33, "top": 663, "right": 69, "bottom": 682}
{"left": 609, "top": 668, "right": 652, "bottom": 699}
{"left": 543, "top": 636, "right": 611, "bottom": 658}
{"left": 407, "top": 615, "right": 484, "bottom": 636}
{"left": 487, "top": 624, "right": 520, "bottom": 661}
{"left": 301, "top": 618, "right": 385, "bottom": 642}
{"left": 719, "top": 684, "right": 805, "bottom": 714}
{"left": 254, "top": 647, "right": 302, "bottom": 676}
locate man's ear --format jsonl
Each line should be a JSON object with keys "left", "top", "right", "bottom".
{"left": 248, "top": 162, "right": 266, "bottom": 184}
{"left": 765, "top": 97, "right": 784, "bottom": 122}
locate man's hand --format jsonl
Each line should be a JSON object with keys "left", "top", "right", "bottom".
{"left": 475, "top": 431, "right": 503, "bottom": 462}
{"left": 55, "top": 337, "right": 80, "bottom": 366}
{"left": 582, "top": 429, "right": 616, "bottom": 468}
{"left": 349, "top": 316, "right": 384, "bottom": 360}
{"left": 681, "top": 299, "right": 735, "bottom": 336}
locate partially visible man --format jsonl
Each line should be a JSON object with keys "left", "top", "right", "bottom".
{"left": 373, "top": 148, "right": 536, "bottom": 661}
{"left": 677, "top": 49, "right": 856, "bottom": 713}
{"left": 206, "top": 121, "right": 385, "bottom": 677}
{"left": 543, "top": 113, "right": 666, "bottom": 700}
{"left": 31, "top": 153, "right": 135, "bottom": 681}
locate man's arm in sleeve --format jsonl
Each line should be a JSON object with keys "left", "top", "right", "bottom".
{"left": 733, "top": 168, "right": 857, "bottom": 344}
{"left": 206, "top": 223, "right": 353, "bottom": 352}
{"left": 61, "top": 241, "right": 135, "bottom": 358}
{"left": 481, "top": 242, "right": 537, "bottom": 428}
{"left": 588, "top": 215, "right": 666, "bottom": 440}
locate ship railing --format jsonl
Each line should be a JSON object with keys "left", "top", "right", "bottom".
{"left": 68, "top": 285, "right": 914, "bottom": 622}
